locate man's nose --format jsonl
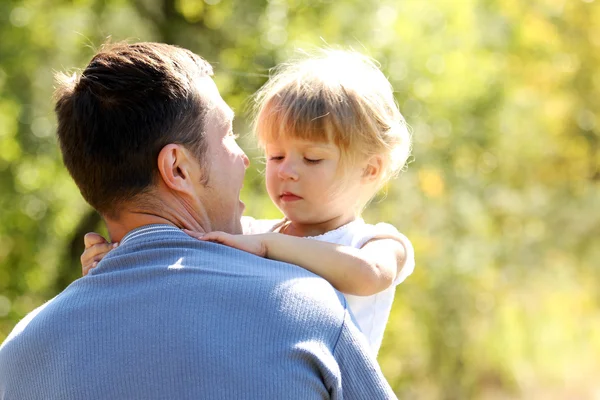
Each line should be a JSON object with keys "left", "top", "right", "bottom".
{"left": 278, "top": 159, "right": 299, "bottom": 181}
{"left": 241, "top": 152, "right": 250, "bottom": 169}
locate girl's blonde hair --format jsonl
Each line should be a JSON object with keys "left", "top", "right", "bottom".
{"left": 253, "top": 49, "right": 411, "bottom": 192}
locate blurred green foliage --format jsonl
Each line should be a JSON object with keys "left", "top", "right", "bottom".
{"left": 1, "top": 0, "right": 599, "bottom": 398}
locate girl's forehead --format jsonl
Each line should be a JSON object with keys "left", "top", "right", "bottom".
{"left": 265, "top": 138, "right": 337, "bottom": 151}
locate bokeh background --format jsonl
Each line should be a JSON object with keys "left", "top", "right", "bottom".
{"left": 1, "top": 0, "right": 599, "bottom": 398}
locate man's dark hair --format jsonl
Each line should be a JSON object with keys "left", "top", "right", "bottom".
{"left": 54, "top": 42, "right": 214, "bottom": 217}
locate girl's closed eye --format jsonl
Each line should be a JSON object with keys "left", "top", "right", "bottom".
{"left": 304, "top": 157, "right": 322, "bottom": 164}
{"left": 268, "top": 155, "right": 284, "bottom": 161}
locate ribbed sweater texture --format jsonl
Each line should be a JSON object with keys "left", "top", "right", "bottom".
{"left": 0, "top": 224, "right": 396, "bottom": 399}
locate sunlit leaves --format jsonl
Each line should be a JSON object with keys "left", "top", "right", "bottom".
{"left": 0, "top": 0, "right": 599, "bottom": 398}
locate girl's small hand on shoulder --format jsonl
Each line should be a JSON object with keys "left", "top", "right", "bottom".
{"left": 81, "top": 232, "right": 118, "bottom": 276}
{"left": 183, "top": 230, "right": 268, "bottom": 258}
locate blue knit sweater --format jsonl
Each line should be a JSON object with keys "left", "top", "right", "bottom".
{"left": 0, "top": 224, "right": 396, "bottom": 399}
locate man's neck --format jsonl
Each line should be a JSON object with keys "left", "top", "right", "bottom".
{"left": 104, "top": 196, "right": 209, "bottom": 243}
{"left": 104, "top": 213, "right": 177, "bottom": 243}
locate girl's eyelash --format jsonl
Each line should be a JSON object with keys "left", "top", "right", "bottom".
{"left": 266, "top": 156, "right": 322, "bottom": 163}
{"left": 304, "top": 158, "right": 322, "bottom": 164}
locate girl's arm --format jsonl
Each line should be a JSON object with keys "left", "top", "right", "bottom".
{"left": 184, "top": 230, "right": 408, "bottom": 296}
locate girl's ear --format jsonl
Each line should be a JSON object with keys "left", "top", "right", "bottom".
{"left": 157, "top": 144, "right": 196, "bottom": 195}
{"left": 362, "top": 155, "right": 383, "bottom": 183}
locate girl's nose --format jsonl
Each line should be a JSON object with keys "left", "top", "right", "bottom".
{"left": 278, "top": 160, "right": 299, "bottom": 181}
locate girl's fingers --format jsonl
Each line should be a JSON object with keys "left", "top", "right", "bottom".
{"left": 80, "top": 242, "right": 118, "bottom": 269}
{"left": 81, "top": 243, "right": 116, "bottom": 261}
{"left": 200, "top": 232, "right": 232, "bottom": 245}
{"left": 182, "top": 229, "right": 228, "bottom": 241}
{"left": 183, "top": 229, "right": 204, "bottom": 240}
{"left": 183, "top": 229, "right": 232, "bottom": 245}
{"left": 201, "top": 232, "right": 225, "bottom": 240}
{"left": 84, "top": 232, "right": 108, "bottom": 249}
{"left": 82, "top": 262, "right": 98, "bottom": 277}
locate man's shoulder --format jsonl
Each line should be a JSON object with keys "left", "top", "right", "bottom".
{"left": 107, "top": 233, "right": 350, "bottom": 316}
{"left": 217, "top": 254, "right": 350, "bottom": 334}
{"left": 233, "top": 254, "right": 349, "bottom": 310}
{"left": 0, "top": 298, "right": 55, "bottom": 354}
{"left": 96, "top": 230, "right": 351, "bottom": 335}
{"left": 257, "top": 271, "right": 350, "bottom": 342}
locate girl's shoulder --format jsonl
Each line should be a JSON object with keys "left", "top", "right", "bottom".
{"left": 340, "top": 219, "right": 409, "bottom": 248}
{"left": 305, "top": 218, "right": 408, "bottom": 248}
{"left": 344, "top": 220, "right": 416, "bottom": 285}
{"left": 363, "top": 222, "right": 414, "bottom": 255}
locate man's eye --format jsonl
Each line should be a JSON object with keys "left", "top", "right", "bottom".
{"left": 304, "top": 158, "right": 322, "bottom": 164}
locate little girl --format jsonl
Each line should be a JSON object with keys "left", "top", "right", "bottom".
{"left": 81, "top": 49, "right": 414, "bottom": 355}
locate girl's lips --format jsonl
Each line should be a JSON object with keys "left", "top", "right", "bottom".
{"left": 280, "top": 193, "right": 302, "bottom": 202}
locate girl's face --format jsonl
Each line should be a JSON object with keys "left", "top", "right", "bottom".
{"left": 264, "top": 137, "right": 367, "bottom": 228}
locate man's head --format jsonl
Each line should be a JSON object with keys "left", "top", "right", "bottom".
{"left": 54, "top": 42, "right": 249, "bottom": 233}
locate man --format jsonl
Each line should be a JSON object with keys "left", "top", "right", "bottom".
{"left": 0, "top": 42, "right": 396, "bottom": 399}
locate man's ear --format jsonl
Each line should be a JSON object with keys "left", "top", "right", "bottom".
{"left": 157, "top": 144, "right": 197, "bottom": 195}
{"left": 362, "top": 155, "right": 383, "bottom": 183}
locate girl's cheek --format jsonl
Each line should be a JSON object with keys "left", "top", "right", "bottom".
{"left": 264, "top": 170, "right": 277, "bottom": 193}
{"left": 264, "top": 167, "right": 275, "bottom": 181}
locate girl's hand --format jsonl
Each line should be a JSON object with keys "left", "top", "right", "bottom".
{"left": 183, "top": 230, "right": 268, "bottom": 258}
{"left": 81, "top": 232, "right": 118, "bottom": 276}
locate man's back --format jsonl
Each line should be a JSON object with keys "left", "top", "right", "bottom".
{"left": 0, "top": 225, "right": 395, "bottom": 399}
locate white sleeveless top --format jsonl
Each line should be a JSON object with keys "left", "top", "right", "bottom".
{"left": 242, "top": 217, "right": 415, "bottom": 355}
